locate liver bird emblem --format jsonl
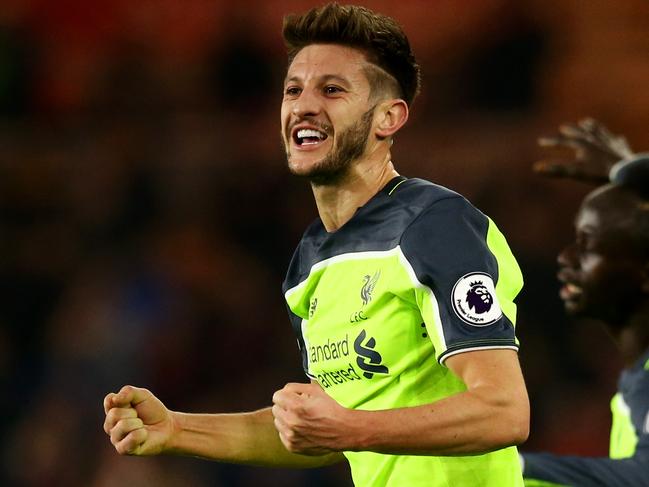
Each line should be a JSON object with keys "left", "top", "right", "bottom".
{"left": 361, "top": 270, "right": 381, "bottom": 306}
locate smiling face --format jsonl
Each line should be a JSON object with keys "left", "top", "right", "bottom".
{"left": 557, "top": 185, "right": 648, "bottom": 323}
{"left": 281, "top": 44, "right": 379, "bottom": 185}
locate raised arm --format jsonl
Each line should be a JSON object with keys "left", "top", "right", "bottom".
{"left": 103, "top": 385, "right": 344, "bottom": 468}
{"left": 271, "top": 349, "right": 529, "bottom": 456}
{"left": 533, "top": 118, "right": 634, "bottom": 183}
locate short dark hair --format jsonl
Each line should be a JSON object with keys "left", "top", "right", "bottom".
{"left": 611, "top": 158, "right": 649, "bottom": 251}
{"left": 282, "top": 3, "right": 421, "bottom": 106}
{"left": 611, "top": 156, "right": 649, "bottom": 199}
{"left": 587, "top": 182, "right": 649, "bottom": 257}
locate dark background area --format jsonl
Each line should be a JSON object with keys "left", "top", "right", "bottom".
{"left": 1, "top": 0, "right": 649, "bottom": 485}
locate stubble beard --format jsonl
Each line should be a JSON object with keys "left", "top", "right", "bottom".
{"left": 284, "top": 106, "right": 375, "bottom": 186}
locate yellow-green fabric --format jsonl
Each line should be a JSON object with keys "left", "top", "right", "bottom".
{"left": 524, "top": 479, "right": 567, "bottom": 487}
{"left": 609, "top": 393, "right": 638, "bottom": 459}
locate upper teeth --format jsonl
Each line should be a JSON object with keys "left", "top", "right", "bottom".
{"left": 566, "top": 283, "right": 582, "bottom": 293}
{"left": 297, "top": 129, "right": 325, "bottom": 139}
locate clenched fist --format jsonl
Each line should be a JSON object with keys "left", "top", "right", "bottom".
{"left": 103, "top": 385, "right": 175, "bottom": 456}
{"left": 271, "top": 382, "right": 356, "bottom": 455}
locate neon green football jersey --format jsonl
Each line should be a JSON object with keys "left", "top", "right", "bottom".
{"left": 283, "top": 177, "right": 524, "bottom": 486}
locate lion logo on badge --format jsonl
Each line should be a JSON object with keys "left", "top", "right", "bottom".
{"left": 466, "top": 281, "right": 493, "bottom": 314}
{"left": 451, "top": 272, "right": 503, "bottom": 326}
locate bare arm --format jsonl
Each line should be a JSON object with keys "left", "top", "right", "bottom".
{"left": 272, "top": 349, "right": 529, "bottom": 456}
{"left": 354, "top": 349, "right": 529, "bottom": 455}
{"left": 103, "top": 386, "right": 344, "bottom": 468}
{"left": 533, "top": 118, "right": 634, "bottom": 182}
{"left": 167, "top": 408, "right": 343, "bottom": 467}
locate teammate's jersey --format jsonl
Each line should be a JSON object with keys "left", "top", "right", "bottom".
{"left": 282, "top": 177, "right": 524, "bottom": 487}
{"left": 522, "top": 349, "right": 649, "bottom": 487}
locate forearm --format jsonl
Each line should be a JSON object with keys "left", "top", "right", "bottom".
{"left": 346, "top": 386, "right": 528, "bottom": 456}
{"left": 271, "top": 350, "right": 528, "bottom": 457}
{"left": 167, "top": 407, "right": 344, "bottom": 467}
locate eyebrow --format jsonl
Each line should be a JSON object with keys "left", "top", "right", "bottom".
{"left": 284, "top": 74, "right": 352, "bottom": 87}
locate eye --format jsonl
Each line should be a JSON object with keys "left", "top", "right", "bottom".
{"left": 323, "top": 85, "right": 344, "bottom": 95}
{"left": 576, "top": 231, "right": 597, "bottom": 253}
{"left": 284, "top": 86, "right": 301, "bottom": 97}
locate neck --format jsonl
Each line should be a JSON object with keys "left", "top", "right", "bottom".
{"left": 607, "top": 301, "right": 649, "bottom": 367}
{"left": 311, "top": 151, "right": 398, "bottom": 232}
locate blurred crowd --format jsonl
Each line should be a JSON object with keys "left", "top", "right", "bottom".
{"left": 2, "top": 1, "right": 649, "bottom": 485}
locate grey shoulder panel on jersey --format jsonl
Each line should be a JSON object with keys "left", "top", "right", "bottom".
{"left": 282, "top": 177, "right": 461, "bottom": 293}
{"left": 399, "top": 194, "right": 518, "bottom": 359}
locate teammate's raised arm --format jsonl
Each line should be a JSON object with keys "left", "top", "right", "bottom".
{"left": 534, "top": 118, "right": 634, "bottom": 182}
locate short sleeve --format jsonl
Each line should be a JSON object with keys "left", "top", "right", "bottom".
{"left": 400, "top": 196, "right": 523, "bottom": 364}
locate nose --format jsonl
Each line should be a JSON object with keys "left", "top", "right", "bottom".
{"left": 557, "top": 241, "right": 578, "bottom": 268}
{"left": 291, "top": 87, "right": 321, "bottom": 119}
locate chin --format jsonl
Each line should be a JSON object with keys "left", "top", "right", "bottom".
{"left": 563, "top": 301, "right": 610, "bottom": 323}
{"left": 287, "top": 155, "right": 323, "bottom": 175}
{"left": 562, "top": 299, "right": 584, "bottom": 317}
{"left": 285, "top": 163, "right": 317, "bottom": 180}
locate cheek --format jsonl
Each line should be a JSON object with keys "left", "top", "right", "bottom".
{"left": 583, "top": 255, "right": 644, "bottom": 298}
{"left": 280, "top": 105, "right": 292, "bottom": 130}
{"left": 580, "top": 254, "right": 602, "bottom": 278}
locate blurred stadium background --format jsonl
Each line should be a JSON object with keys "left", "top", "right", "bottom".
{"left": 1, "top": 0, "right": 649, "bottom": 485}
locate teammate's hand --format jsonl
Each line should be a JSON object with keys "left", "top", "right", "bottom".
{"left": 103, "top": 385, "right": 175, "bottom": 456}
{"left": 272, "top": 382, "right": 353, "bottom": 455}
{"left": 534, "top": 118, "right": 634, "bottom": 182}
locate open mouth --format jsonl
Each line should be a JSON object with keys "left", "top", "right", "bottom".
{"left": 292, "top": 128, "right": 329, "bottom": 146}
{"left": 559, "top": 282, "right": 583, "bottom": 301}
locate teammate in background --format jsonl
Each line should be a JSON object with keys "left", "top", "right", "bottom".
{"left": 522, "top": 120, "right": 649, "bottom": 486}
{"left": 103, "top": 4, "right": 530, "bottom": 486}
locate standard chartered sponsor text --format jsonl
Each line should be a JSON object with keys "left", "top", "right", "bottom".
{"left": 310, "top": 334, "right": 350, "bottom": 363}
{"left": 309, "top": 334, "right": 364, "bottom": 388}
{"left": 317, "top": 363, "right": 363, "bottom": 388}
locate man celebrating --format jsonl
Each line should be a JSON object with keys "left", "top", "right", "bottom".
{"left": 104, "top": 4, "right": 529, "bottom": 486}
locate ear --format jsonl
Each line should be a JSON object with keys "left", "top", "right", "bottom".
{"left": 374, "top": 99, "right": 409, "bottom": 139}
